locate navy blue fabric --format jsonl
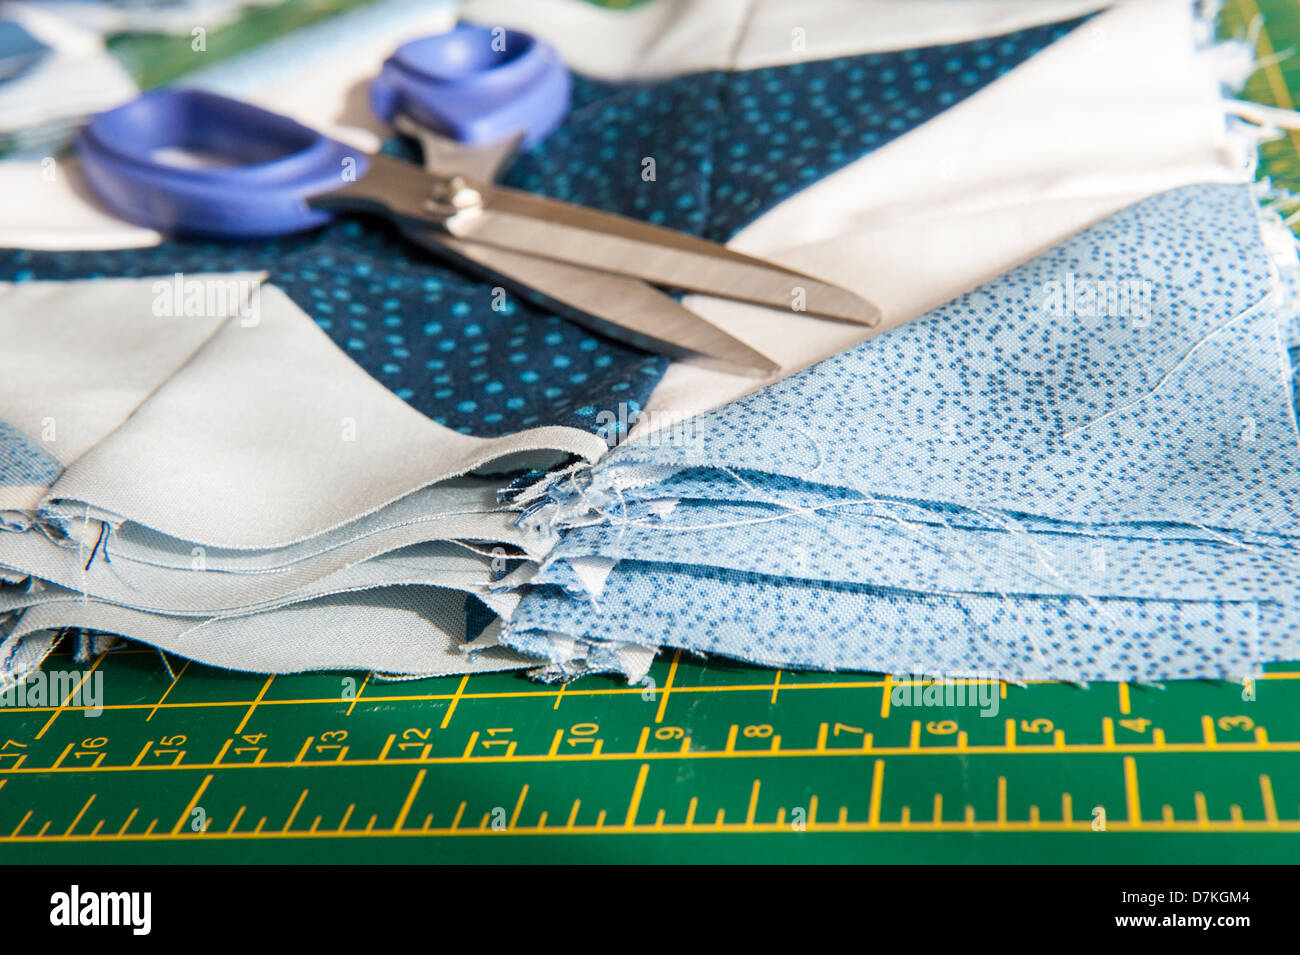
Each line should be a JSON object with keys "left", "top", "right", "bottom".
{"left": 0, "top": 16, "right": 1088, "bottom": 437}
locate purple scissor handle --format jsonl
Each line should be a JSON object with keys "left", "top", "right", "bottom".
{"left": 77, "top": 88, "right": 364, "bottom": 238}
{"left": 75, "top": 24, "right": 570, "bottom": 239}
{"left": 370, "top": 23, "right": 570, "bottom": 151}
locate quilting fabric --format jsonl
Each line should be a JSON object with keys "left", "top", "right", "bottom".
{"left": 6, "top": 0, "right": 1291, "bottom": 689}
{"left": 0, "top": 14, "right": 1090, "bottom": 436}
{"left": 502, "top": 181, "right": 1300, "bottom": 683}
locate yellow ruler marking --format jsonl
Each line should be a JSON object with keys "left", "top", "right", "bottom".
{"left": 11, "top": 816, "right": 1300, "bottom": 842}
{"left": 234, "top": 676, "right": 275, "bottom": 736}
{"left": 34, "top": 655, "right": 105, "bottom": 740}
{"left": 1124, "top": 757, "right": 1141, "bottom": 828}
{"left": 509, "top": 783, "right": 529, "bottom": 830}
{"left": 147, "top": 661, "right": 190, "bottom": 722}
{"left": 345, "top": 673, "right": 370, "bottom": 717}
{"left": 625, "top": 765, "right": 649, "bottom": 829}
{"left": 653, "top": 650, "right": 680, "bottom": 724}
{"left": 171, "top": 775, "right": 212, "bottom": 835}
{"left": 393, "top": 770, "right": 426, "bottom": 832}
{"left": 63, "top": 794, "right": 95, "bottom": 837}
{"left": 869, "top": 760, "right": 885, "bottom": 827}
{"left": 7, "top": 734, "right": 1300, "bottom": 778}
{"left": 116, "top": 808, "right": 138, "bottom": 837}
{"left": 440, "top": 675, "right": 470, "bottom": 729}
{"left": 1260, "top": 774, "right": 1279, "bottom": 826}
{"left": 282, "top": 789, "right": 309, "bottom": 833}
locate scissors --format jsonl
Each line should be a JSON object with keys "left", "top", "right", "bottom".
{"left": 75, "top": 24, "right": 881, "bottom": 372}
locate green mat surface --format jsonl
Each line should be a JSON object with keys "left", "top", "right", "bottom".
{"left": 2, "top": 0, "right": 1298, "bottom": 864}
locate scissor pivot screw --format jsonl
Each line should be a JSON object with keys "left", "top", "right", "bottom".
{"left": 424, "top": 176, "right": 484, "bottom": 226}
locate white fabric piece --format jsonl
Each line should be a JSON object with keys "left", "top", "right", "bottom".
{"left": 2, "top": 585, "right": 531, "bottom": 676}
{"left": 0, "top": 275, "right": 253, "bottom": 510}
{"left": 1, "top": 514, "right": 514, "bottom": 616}
{"left": 37, "top": 281, "right": 607, "bottom": 548}
{"left": 105, "top": 478, "right": 523, "bottom": 573}
{"left": 633, "top": 0, "right": 1253, "bottom": 433}
{"left": 460, "top": 0, "right": 1112, "bottom": 76}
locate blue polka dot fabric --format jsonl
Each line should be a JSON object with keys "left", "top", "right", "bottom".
{"left": 0, "top": 15, "right": 1089, "bottom": 437}
{"left": 504, "top": 182, "right": 1300, "bottom": 683}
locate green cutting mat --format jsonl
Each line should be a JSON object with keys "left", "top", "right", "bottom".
{"left": 2, "top": 0, "right": 1299, "bottom": 864}
{"left": 0, "top": 643, "right": 1296, "bottom": 863}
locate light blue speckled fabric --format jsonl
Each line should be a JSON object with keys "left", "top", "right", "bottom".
{"left": 504, "top": 182, "right": 1300, "bottom": 682}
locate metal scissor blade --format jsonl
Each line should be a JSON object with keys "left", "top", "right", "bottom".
{"left": 312, "top": 155, "right": 880, "bottom": 326}
{"left": 403, "top": 227, "right": 780, "bottom": 374}
{"left": 467, "top": 186, "right": 883, "bottom": 326}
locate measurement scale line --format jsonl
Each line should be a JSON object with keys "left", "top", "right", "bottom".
{"left": 63, "top": 794, "right": 95, "bottom": 837}
{"left": 1260, "top": 774, "right": 1279, "bottom": 826}
{"left": 146, "top": 660, "right": 190, "bottom": 722}
{"left": 1124, "top": 757, "right": 1142, "bottom": 828}
{"left": 34, "top": 655, "right": 105, "bottom": 740}
{"left": 440, "top": 675, "right": 470, "bottom": 729}
{"left": 869, "top": 760, "right": 885, "bottom": 827}
{"left": 345, "top": 672, "right": 371, "bottom": 717}
{"left": 746, "top": 779, "right": 760, "bottom": 827}
{"left": 283, "top": 789, "right": 309, "bottom": 832}
{"left": 9, "top": 815, "right": 1300, "bottom": 844}
{"left": 625, "top": 765, "right": 649, "bottom": 829}
{"left": 6, "top": 737, "right": 1300, "bottom": 776}
{"left": 5, "top": 668, "right": 1298, "bottom": 716}
{"left": 393, "top": 771, "right": 426, "bottom": 832}
{"left": 234, "top": 676, "right": 275, "bottom": 736}
{"left": 116, "top": 808, "right": 138, "bottom": 837}
{"left": 654, "top": 650, "right": 680, "bottom": 724}
{"left": 171, "top": 774, "right": 213, "bottom": 835}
